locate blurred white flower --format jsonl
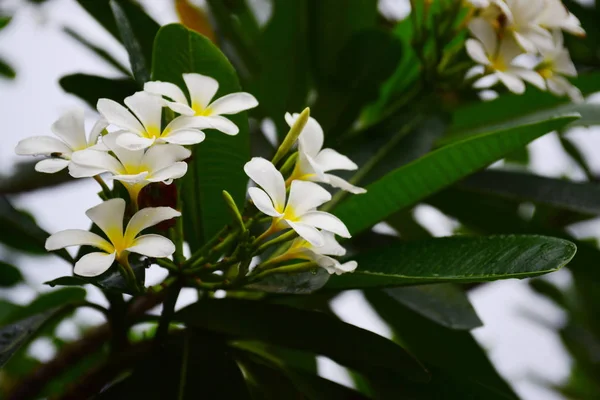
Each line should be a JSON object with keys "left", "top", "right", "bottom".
{"left": 538, "top": 0, "right": 585, "bottom": 37}
{"left": 281, "top": 231, "right": 357, "bottom": 275}
{"left": 97, "top": 91, "right": 211, "bottom": 150}
{"left": 466, "top": 18, "right": 545, "bottom": 94}
{"left": 144, "top": 73, "right": 258, "bottom": 136}
{"left": 284, "top": 113, "right": 366, "bottom": 194}
{"left": 537, "top": 31, "right": 583, "bottom": 102}
{"left": 15, "top": 108, "right": 107, "bottom": 174}
{"left": 46, "top": 199, "right": 179, "bottom": 277}
{"left": 244, "top": 157, "right": 351, "bottom": 246}
{"left": 70, "top": 132, "right": 190, "bottom": 202}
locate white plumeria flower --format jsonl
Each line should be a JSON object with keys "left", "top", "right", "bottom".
{"left": 280, "top": 231, "right": 357, "bottom": 275}
{"left": 538, "top": 0, "right": 585, "bottom": 37}
{"left": 537, "top": 30, "right": 583, "bottom": 102}
{"left": 45, "top": 198, "right": 180, "bottom": 277}
{"left": 97, "top": 91, "right": 212, "bottom": 150}
{"left": 15, "top": 108, "right": 107, "bottom": 174}
{"left": 144, "top": 73, "right": 258, "bottom": 136}
{"left": 466, "top": 18, "right": 545, "bottom": 94}
{"left": 244, "top": 157, "right": 351, "bottom": 247}
{"left": 284, "top": 113, "right": 366, "bottom": 194}
{"left": 499, "top": 0, "right": 555, "bottom": 53}
{"left": 70, "top": 132, "right": 191, "bottom": 202}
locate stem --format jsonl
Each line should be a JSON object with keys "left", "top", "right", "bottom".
{"left": 255, "top": 230, "right": 297, "bottom": 254}
{"left": 119, "top": 254, "right": 142, "bottom": 294}
{"left": 178, "top": 335, "right": 190, "bottom": 400}
{"left": 93, "top": 175, "right": 111, "bottom": 198}
{"left": 184, "top": 225, "right": 231, "bottom": 268}
{"left": 154, "top": 258, "right": 179, "bottom": 272}
{"left": 252, "top": 221, "right": 278, "bottom": 247}
{"left": 155, "top": 282, "right": 181, "bottom": 343}
{"left": 248, "top": 262, "right": 317, "bottom": 282}
{"left": 172, "top": 184, "right": 185, "bottom": 265}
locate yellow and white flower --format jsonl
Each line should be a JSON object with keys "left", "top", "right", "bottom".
{"left": 244, "top": 157, "right": 350, "bottom": 247}
{"left": 284, "top": 113, "right": 366, "bottom": 194}
{"left": 70, "top": 132, "right": 190, "bottom": 202}
{"left": 15, "top": 108, "right": 107, "bottom": 174}
{"left": 144, "top": 73, "right": 258, "bottom": 136}
{"left": 538, "top": 0, "right": 585, "bottom": 37}
{"left": 279, "top": 231, "right": 357, "bottom": 275}
{"left": 45, "top": 198, "right": 180, "bottom": 277}
{"left": 97, "top": 91, "right": 212, "bottom": 150}
{"left": 466, "top": 19, "right": 545, "bottom": 94}
{"left": 536, "top": 30, "right": 582, "bottom": 102}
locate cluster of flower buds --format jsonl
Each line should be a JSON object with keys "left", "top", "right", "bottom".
{"left": 14, "top": 74, "right": 364, "bottom": 288}
{"left": 465, "top": 0, "right": 584, "bottom": 100}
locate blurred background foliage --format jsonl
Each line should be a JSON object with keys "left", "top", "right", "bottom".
{"left": 1, "top": 0, "right": 600, "bottom": 399}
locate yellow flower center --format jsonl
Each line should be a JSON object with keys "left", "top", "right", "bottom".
{"left": 144, "top": 125, "right": 162, "bottom": 139}
{"left": 490, "top": 56, "right": 507, "bottom": 72}
{"left": 192, "top": 102, "right": 213, "bottom": 116}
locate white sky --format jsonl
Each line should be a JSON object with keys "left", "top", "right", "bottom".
{"left": 3, "top": 1, "right": 600, "bottom": 399}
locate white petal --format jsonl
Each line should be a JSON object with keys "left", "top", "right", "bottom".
{"left": 68, "top": 162, "right": 107, "bottom": 178}
{"left": 88, "top": 118, "right": 108, "bottom": 146}
{"left": 113, "top": 171, "right": 149, "bottom": 183}
{"left": 497, "top": 71, "right": 525, "bottom": 94}
{"left": 248, "top": 187, "right": 282, "bottom": 217}
{"left": 164, "top": 115, "right": 214, "bottom": 133}
{"left": 466, "top": 39, "right": 491, "bottom": 66}
{"left": 473, "top": 74, "right": 499, "bottom": 89}
{"left": 313, "top": 231, "right": 346, "bottom": 256}
{"left": 51, "top": 108, "right": 87, "bottom": 150}
{"left": 207, "top": 92, "right": 258, "bottom": 115}
{"left": 511, "top": 68, "right": 546, "bottom": 90}
{"left": 126, "top": 234, "right": 175, "bottom": 258}
{"left": 125, "top": 206, "right": 181, "bottom": 239}
{"left": 86, "top": 198, "right": 126, "bottom": 243}
{"left": 142, "top": 143, "right": 190, "bottom": 171}
{"left": 71, "top": 149, "right": 124, "bottom": 174}
{"left": 244, "top": 157, "right": 286, "bottom": 211}
{"left": 183, "top": 73, "right": 219, "bottom": 111}
{"left": 204, "top": 115, "right": 239, "bottom": 135}
{"left": 292, "top": 115, "right": 324, "bottom": 158}
{"left": 144, "top": 81, "right": 189, "bottom": 105}
{"left": 124, "top": 91, "right": 164, "bottom": 135}
{"left": 35, "top": 158, "right": 70, "bottom": 173}
{"left": 161, "top": 130, "right": 206, "bottom": 145}
{"left": 286, "top": 220, "right": 324, "bottom": 247}
{"left": 547, "top": 76, "right": 567, "bottom": 96}
{"left": 165, "top": 101, "right": 196, "bottom": 116}
{"left": 465, "top": 65, "right": 485, "bottom": 79}
{"left": 553, "top": 50, "right": 577, "bottom": 76}
{"left": 317, "top": 256, "right": 343, "bottom": 275}
{"left": 333, "top": 261, "right": 358, "bottom": 275}
{"left": 46, "top": 229, "right": 113, "bottom": 253}
{"left": 298, "top": 211, "right": 351, "bottom": 238}
{"left": 97, "top": 98, "right": 145, "bottom": 135}
{"left": 303, "top": 153, "right": 327, "bottom": 181}
{"left": 497, "top": 36, "right": 524, "bottom": 63}
{"left": 101, "top": 132, "right": 145, "bottom": 169}
{"left": 115, "top": 132, "right": 156, "bottom": 150}
{"left": 286, "top": 180, "right": 331, "bottom": 216}
{"left": 314, "top": 148, "right": 358, "bottom": 172}
{"left": 468, "top": 18, "right": 497, "bottom": 56}
{"left": 323, "top": 174, "right": 366, "bottom": 194}
{"left": 74, "top": 251, "right": 116, "bottom": 277}
{"left": 15, "top": 136, "right": 72, "bottom": 156}
{"left": 148, "top": 162, "right": 188, "bottom": 182}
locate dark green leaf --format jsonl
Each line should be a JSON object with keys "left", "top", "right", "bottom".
{"left": 326, "top": 235, "right": 576, "bottom": 290}
{"left": 0, "top": 312, "right": 54, "bottom": 368}
{"left": 0, "top": 196, "right": 72, "bottom": 263}
{"left": 177, "top": 298, "right": 429, "bottom": 382}
{"left": 529, "top": 279, "right": 567, "bottom": 309}
{"left": 334, "top": 115, "right": 579, "bottom": 235}
{"left": 0, "top": 16, "right": 11, "bottom": 30}
{"left": 0, "top": 261, "right": 23, "bottom": 287}
{"left": 63, "top": 27, "right": 130, "bottom": 76}
{"left": 109, "top": 0, "right": 150, "bottom": 83}
{"left": 383, "top": 284, "right": 482, "bottom": 330}
{"left": 3, "top": 287, "right": 86, "bottom": 325}
{"left": 366, "top": 290, "right": 519, "bottom": 399}
{"left": 59, "top": 74, "right": 138, "bottom": 109}
{"left": 0, "top": 300, "right": 21, "bottom": 325}
{"left": 152, "top": 24, "right": 250, "bottom": 247}
{"left": 0, "top": 56, "right": 16, "bottom": 79}
{"left": 76, "top": 0, "right": 158, "bottom": 75}
{"left": 244, "top": 268, "right": 330, "bottom": 294}
{"left": 461, "top": 169, "right": 600, "bottom": 216}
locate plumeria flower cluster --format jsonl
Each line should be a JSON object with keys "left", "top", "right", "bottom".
{"left": 15, "top": 73, "right": 257, "bottom": 279}
{"left": 464, "top": 0, "right": 584, "bottom": 101}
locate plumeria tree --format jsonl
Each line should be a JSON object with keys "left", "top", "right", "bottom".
{"left": 1, "top": 0, "right": 600, "bottom": 398}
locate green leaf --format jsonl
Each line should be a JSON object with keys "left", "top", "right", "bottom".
{"left": 0, "top": 261, "right": 23, "bottom": 288}
{"left": 63, "top": 27, "right": 130, "bottom": 76}
{"left": 152, "top": 24, "right": 250, "bottom": 247}
{"left": 0, "top": 196, "right": 72, "bottom": 263}
{"left": 334, "top": 115, "right": 579, "bottom": 235}
{"left": 109, "top": 0, "right": 150, "bottom": 83}
{"left": 0, "top": 16, "right": 11, "bottom": 30}
{"left": 244, "top": 268, "right": 330, "bottom": 294}
{"left": 365, "top": 290, "right": 519, "bottom": 399}
{"left": 0, "top": 56, "right": 16, "bottom": 79}
{"left": 176, "top": 298, "right": 429, "bottom": 382}
{"left": 0, "top": 312, "right": 55, "bottom": 368}
{"left": 76, "top": 0, "right": 158, "bottom": 76}
{"left": 60, "top": 74, "right": 138, "bottom": 109}
{"left": 326, "top": 235, "right": 576, "bottom": 290}
{"left": 383, "top": 284, "right": 482, "bottom": 330}
{"left": 3, "top": 288, "right": 86, "bottom": 325}
{"left": 461, "top": 170, "right": 600, "bottom": 216}
{"left": 449, "top": 73, "right": 600, "bottom": 135}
